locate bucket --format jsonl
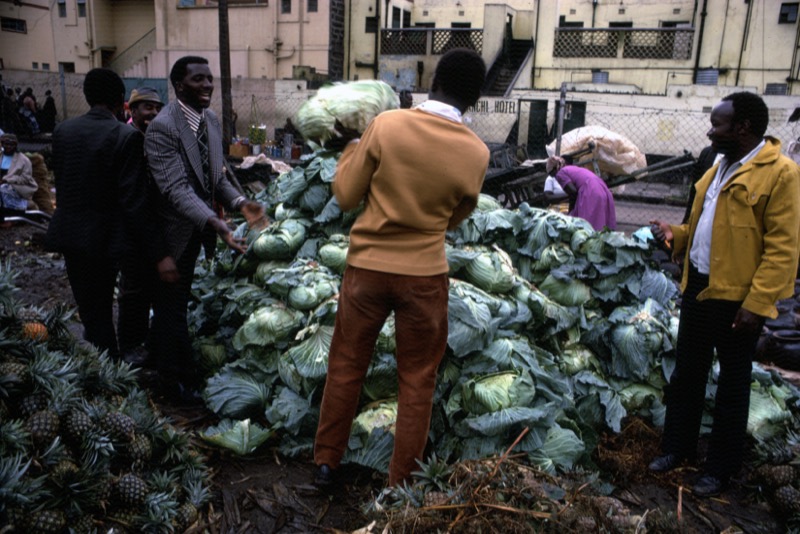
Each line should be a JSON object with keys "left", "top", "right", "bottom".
{"left": 761, "top": 329, "right": 800, "bottom": 371}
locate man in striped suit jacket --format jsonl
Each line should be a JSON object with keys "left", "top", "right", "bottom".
{"left": 145, "top": 55, "right": 263, "bottom": 403}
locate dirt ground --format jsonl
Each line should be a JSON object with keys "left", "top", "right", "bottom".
{"left": 0, "top": 222, "right": 789, "bottom": 533}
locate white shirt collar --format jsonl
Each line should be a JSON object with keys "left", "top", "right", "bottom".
{"left": 178, "top": 99, "right": 205, "bottom": 134}
{"left": 415, "top": 99, "right": 463, "bottom": 123}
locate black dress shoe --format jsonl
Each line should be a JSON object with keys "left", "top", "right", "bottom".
{"left": 314, "top": 464, "right": 335, "bottom": 488}
{"left": 693, "top": 474, "right": 726, "bottom": 498}
{"left": 121, "top": 346, "right": 152, "bottom": 368}
{"left": 648, "top": 453, "right": 681, "bottom": 473}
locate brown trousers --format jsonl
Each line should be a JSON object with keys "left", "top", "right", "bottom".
{"left": 314, "top": 265, "right": 449, "bottom": 486}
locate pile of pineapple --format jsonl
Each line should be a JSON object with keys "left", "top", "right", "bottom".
{"left": 0, "top": 263, "right": 212, "bottom": 533}
{"left": 749, "top": 434, "right": 800, "bottom": 520}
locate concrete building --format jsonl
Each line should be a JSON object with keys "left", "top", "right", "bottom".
{"left": 1, "top": 0, "right": 344, "bottom": 82}
{"left": 2, "top": 1, "right": 797, "bottom": 96}
{"left": 1, "top": 1, "right": 797, "bottom": 156}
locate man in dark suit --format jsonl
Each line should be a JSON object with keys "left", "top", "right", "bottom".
{"left": 45, "top": 68, "right": 174, "bottom": 359}
{"left": 145, "top": 56, "right": 264, "bottom": 401}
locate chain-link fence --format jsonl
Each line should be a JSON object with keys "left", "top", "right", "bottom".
{"left": 464, "top": 96, "right": 800, "bottom": 232}
{"left": 4, "top": 69, "right": 798, "bottom": 232}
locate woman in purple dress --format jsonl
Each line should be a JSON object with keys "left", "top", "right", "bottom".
{"left": 546, "top": 156, "right": 616, "bottom": 231}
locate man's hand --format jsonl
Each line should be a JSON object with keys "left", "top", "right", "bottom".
{"left": 157, "top": 256, "right": 179, "bottom": 283}
{"left": 208, "top": 216, "right": 247, "bottom": 254}
{"left": 241, "top": 200, "right": 268, "bottom": 231}
{"left": 324, "top": 120, "right": 360, "bottom": 152}
{"left": 649, "top": 220, "right": 674, "bottom": 244}
{"left": 732, "top": 307, "right": 765, "bottom": 335}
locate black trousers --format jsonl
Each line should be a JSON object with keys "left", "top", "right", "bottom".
{"left": 661, "top": 265, "right": 760, "bottom": 479}
{"left": 117, "top": 254, "right": 158, "bottom": 352}
{"left": 149, "top": 233, "right": 203, "bottom": 386}
{"left": 64, "top": 253, "right": 119, "bottom": 359}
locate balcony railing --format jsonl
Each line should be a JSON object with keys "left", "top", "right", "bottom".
{"left": 381, "top": 28, "right": 483, "bottom": 56}
{"left": 554, "top": 28, "right": 694, "bottom": 60}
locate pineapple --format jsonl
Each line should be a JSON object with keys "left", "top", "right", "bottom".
{"left": 175, "top": 479, "right": 211, "bottom": 530}
{"left": 27, "top": 408, "right": 61, "bottom": 446}
{"left": 71, "top": 514, "right": 96, "bottom": 533}
{"left": 773, "top": 484, "right": 800, "bottom": 514}
{"left": 115, "top": 472, "right": 149, "bottom": 507}
{"left": 142, "top": 491, "right": 180, "bottom": 532}
{"left": 64, "top": 406, "right": 96, "bottom": 446}
{"left": 156, "top": 426, "right": 191, "bottom": 465}
{"left": 0, "top": 419, "right": 31, "bottom": 456}
{"left": 18, "top": 391, "right": 49, "bottom": 418}
{"left": 21, "top": 320, "right": 49, "bottom": 341}
{"left": 83, "top": 356, "right": 139, "bottom": 399}
{"left": 107, "top": 506, "right": 142, "bottom": 531}
{"left": 16, "top": 305, "right": 45, "bottom": 323}
{"left": 422, "top": 490, "right": 451, "bottom": 507}
{"left": 25, "top": 508, "right": 67, "bottom": 533}
{"left": 0, "top": 259, "right": 20, "bottom": 312}
{"left": 0, "top": 359, "right": 28, "bottom": 384}
{"left": 750, "top": 464, "right": 797, "bottom": 488}
{"left": 0, "top": 400, "right": 11, "bottom": 422}
{"left": 102, "top": 411, "right": 136, "bottom": 442}
{"left": 149, "top": 470, "right": 182, "bottom": 498}
{"left": 50, "top": 458, "right": 79, "bottom": 485}
{"left": 41, "top": 304, "right": 75, "bottom": 344}
{"left": 127, "top": 433, "right": 153, "bottom": 464}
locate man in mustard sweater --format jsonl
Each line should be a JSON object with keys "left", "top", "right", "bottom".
{"left": 649, "top": 92, "right": 800, "bottom": 497}
{"left": 314, "top": 49, "right": 490, "bottom": 488}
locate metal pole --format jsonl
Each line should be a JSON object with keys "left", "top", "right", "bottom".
{"left": 218, "top": 0, "right": 233, "bottom": 151}
{"left": 59, "top": 64, "right": 68, "bottom": 121}
{"left": 555, "top": 82, "right": 566, "bottom": 156}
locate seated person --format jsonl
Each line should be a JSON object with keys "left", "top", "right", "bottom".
{"left": 546, "top": 155, "right": 616, "bottom": 231}
{"left": 0, "top": 133, "right": 37, "bottom": 214}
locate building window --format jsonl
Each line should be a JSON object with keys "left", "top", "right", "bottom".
{"left": 765, "top": 83, "right": 788, "bottom": 95}
{"left": 42, "top": 63, "right": 50, "bottom": 70}
{"left": 559, "top": 16, "right": 584, "bottom": 28}
{"left": 451, "top": 22, "right": 471, "bottom": 29}
{"left": 609, "top": 21, "right": 632, "bottom": 28}
{"left": 78, "top": 0, "right": 86, "bottom": 17}
{"left": 696, "top": 69, "right": 719, "bottom": 86}
{"left": 281, "top": 0, "right": 291, "bottom": 14}
{"left": 307, "top": 0, "right": 317, "bottom": 12}
{"left": 58, "top": 0, "right": 66, "bottom": 18}
{"left": 779, "top": 3, "right": 799, "bottom": 23}
{"left": 59, "top": 62, "right": 75, "bottom": 73}
{"left": 1, "top": 17, "right": 27, "bottom": 33}
{"left": 365, "top": 16, "right": 377, "bottom": 34}
{"left": 391, "top": 7, "right": 401, "bottom": 28}
{"left": 32, "top": 62, "right": 39, "bottom": 69}
{"left": 403, "top": 9, "right": 410, "bottom": 27}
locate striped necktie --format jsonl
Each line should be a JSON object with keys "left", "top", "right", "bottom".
{"left": 197, "top": 118, "right": 211, "bottom": 190}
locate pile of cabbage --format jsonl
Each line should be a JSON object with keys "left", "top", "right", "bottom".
{"left": 194, "top": 149, "right": 800, "bottom": 473}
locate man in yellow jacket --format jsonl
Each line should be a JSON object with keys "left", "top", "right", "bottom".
{"left": 649, "top": 92, "right": 800, "bottom": 497}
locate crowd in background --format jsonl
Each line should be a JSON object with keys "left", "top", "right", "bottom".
{"left": 0, "top": 78, "right": 58, "bottom": 137}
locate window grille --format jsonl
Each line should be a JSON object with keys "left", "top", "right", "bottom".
{"left": 381, "top": 29, "right": 427, "bottom": 55}
{"left": 554, "top": 28, "right": 693, "bottom": 60}
{"left": 554, "top": 29, "right": 617, "bottom": 57}
{"left": 431, "top": 29, "right": 482, "bottom": 54}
